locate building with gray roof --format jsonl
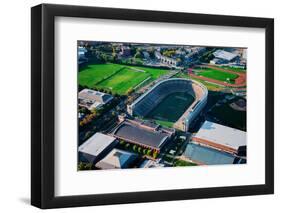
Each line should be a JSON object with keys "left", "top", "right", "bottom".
{"left": 78, "top": 132, "right": 117, "bottom": 164}
{"left": 183, "top": 143, "right": 239, "bottom": 165}
{"left": 78, "top": 89, "right": 113, "bottom": 110}
{"left": 112, "top": 119, "right": 173, "bottom": 152}
{"left": 212, "top": 49, "right": 238, "bottom": 63}
{"left": 95, "top": 148, "right": 138, "bottom": 169}
{"left": 192, "top": 121, "right": 246, "bottom": 154}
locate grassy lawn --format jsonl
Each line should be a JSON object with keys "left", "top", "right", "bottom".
{"left": 154, "top": 119, "right": 174, "bottom": 128}
{"left": 146, "top": 92, "right": 194, "bottom": 125}
{"left": 175, "top": 72, "right": 224, "bottom": 90}
{"left": 174, "top": 159, "right": 197, "bottom": 166}
{"left": 195, "top": 68, "right": 238, "bottom": 83}
{"left": 78, "top": 63, "right": 169, "bottom": 94}
{"left": 221, "top": 66, "right": 246, "bottom": 72}
{"left": 79, "top": 64, "right": 123, "bottom": 87}
{"left": 130, "top": 66, "right": 169, "bottom": 79}
{"left": 97, "top": 67, "right": 150, "bottom": 94}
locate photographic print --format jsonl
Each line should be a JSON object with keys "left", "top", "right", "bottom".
{"left": 77, "top": 41, "right": 247, "bottom": 171}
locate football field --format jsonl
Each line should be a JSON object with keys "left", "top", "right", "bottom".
{"left": 146, "top": 92, "right": 195, "bottom": 127}
{"left": 79, "top": 63, "right": 169, "bottom": 95}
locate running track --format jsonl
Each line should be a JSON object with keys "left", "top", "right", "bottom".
{"left": 189, "top": 65, "right": 246, "bottom": 87}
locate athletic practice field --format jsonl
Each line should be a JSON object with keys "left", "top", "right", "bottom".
{"left": 146, "top": 92, "right": 195, "bottom": 128}
{"left": 195, "top": 67, "right": 238, "bottom": 83}
{"left": 79, "top": 63, "right": 169, "bottom": 95}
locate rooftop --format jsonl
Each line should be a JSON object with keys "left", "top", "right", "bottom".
{"left": 193, "top": 121, "right": 246, "bottom": 150}
{"left": 78, "top": 89, "right": 113, "bottom": 110}
{"left": 139, "top": 159, "right": 165, "bottom": 168}
{"left": 78, "top": 133, "right": 116, "bottom": 157}
{"left": 95, "top": 148, "right": 137, "bottom": 169}
{"left": 183, "top": 143, "right": 236, "bottom": 165}
{"left": 213, "top": 50, "right": 238, "bottom": 61}
{"left": 79, "top": 89, "right": 113, "bottom": 104}
{"left": 113, "top": 121, "right": 169, "bottom": 150}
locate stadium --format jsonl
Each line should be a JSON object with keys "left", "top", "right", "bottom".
{"left": 127, "top": 78, "right": 208, "bottom": 131}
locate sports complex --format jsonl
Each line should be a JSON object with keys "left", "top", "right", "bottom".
{"left": 189, "top": 65, "right": 246, "bottom": 87}
{"left": 79, "top": 63, "right": 169, "bottom": 95}
{"left": 127, "top": 78, "right": 208, "bottom": 131}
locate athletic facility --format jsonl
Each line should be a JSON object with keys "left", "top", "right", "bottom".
{"left": 189, "top": 65, "right": 246, "bottom": 87}
{"left": 79, "top": 63, "right": 168, "bottom": 95}
{"left": 127, "top": 78, "right": 208, "bottom": 131}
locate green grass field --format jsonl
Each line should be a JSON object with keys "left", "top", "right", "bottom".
{"left": 221, "top": 66, "right": 246, "bottom": 72}
{"left": 79, "top": 63, "right": 169, "bottom": 95}
{"left": 97, "top": 68, "right": 150, "bottom": 94}
{"left": 173, "top": 159, "right": 197, "bottom": 167}
{"left": 146, "top": 92, "right": 195, "bottom": 127}
{"left": 79, "top": 64, "right": 123, "bottom": 87}
{"left": 175, "top": 72, "right": 224, "bottom": 90}
{"left": 154, "top": 120, "right": 174, "bottom": 128}
{"left": 195, "top": 68, "right": 238, "bottom": 83}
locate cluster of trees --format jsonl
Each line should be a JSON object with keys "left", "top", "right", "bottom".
{"left": 78, "top": 162, "right": 93, "bottom": 170}
{"left": 162, "top": 49, "right": 176, "bottom": 57}
{"left": 126, "top": 88, "right": 135, "bottom": 96}
{"left": 199, "top": 48, "right": 215, "bottom": 63}
{"left": 79, "top": 96, "right": 121, "bottom": 128}
{"left": 79, "top": 108, "right": 101, "bottom": 127}
{"left": 134, "top": 50, "right": 142, "bottom": 59}
{"left": 119, "top": 140, "right": 159, "bottom": 159}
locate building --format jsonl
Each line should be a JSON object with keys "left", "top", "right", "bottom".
{"left": 184, "top": 47, "right": 206, "bottom": 63}
{"left": 78, "top": 46, "right": 88, "bottom": 65}
{"left": 78, "top": 133, "right": 117, "bottom": 164}
{"left": 139, "top": 159, "right": 165, "bottom": 168}
{"left": 120, "top": 46, "right": 131, "bottom": 57}
{"left": 182, "top": 142, "right": 242, "bottom": 165}
{"left": 211, "top": 49, "right": 239, "bottom": 64}
{"left": 111, "top": 118, "right": 174, "bottom": 152}
{"left": 142, "top": 51, "right": 150, "bottom": 59}
{"left": 78, "top": 89, "right": 113, "bottom": 110}
{"left": 95, "top": 148, "right": 138, "bottom": 169}
{"left": 154, "top": 51, "right": 180, "bottom": 67}
{"left": 127, "top": 78, "right": 208, "bottom": 132}
{"left": 191, "top": 121, "right": 246, "bottom": 154}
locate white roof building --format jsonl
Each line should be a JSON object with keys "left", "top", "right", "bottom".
{"left": 78, "top": 89, "right": 113, "bottom": 110}
{"left": 139, "top": 159, "right": 165, "bottom": 168}
{"left": 213, "top": 50, "right": 238, "bottom": 62}
{"left": 192, "top": 121, "right": 246, "bottom": 154}
{"left": 78, "top": 133, "right": 117, "bottom": 163}
{"left": 95, "top": 149, "right": 137, "bottom": 169}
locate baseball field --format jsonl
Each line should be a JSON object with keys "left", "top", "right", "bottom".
{"left": 79, "top": 63, "right": 169, "bottom": 95}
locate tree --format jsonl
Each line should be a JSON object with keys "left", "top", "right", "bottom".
{"left": 142, "top": 148, "right": 147, "bottom": 155}
{"left": 78, "top": 162, "right": 93, "bottom": 171}
{"left": 125, "top": 143, "right": 130, "bottom": 149}
{"left": 134, "top": 51, "right": 142, "bottom": 59}
{"left": 127, "top": 88, "right": 134, "bottom": 95}
{"left": 138, "top": 147, "right": 142, "bottom": 153}
{"left": 147, "top": 149, "right": 152, "bottom": 156}
{"left": 133, "top": 145, "right": 138, "bottom": 152}
{"left": 120, "top": 140, "right": 125, "bottom": 146}
{"left": 152, "top": 151, "right": 158, "bottom": 159}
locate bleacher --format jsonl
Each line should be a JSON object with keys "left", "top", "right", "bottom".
{"left": 131, "top": 78, "right": 203, "bottom": 117}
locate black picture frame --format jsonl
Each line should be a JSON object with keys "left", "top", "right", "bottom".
{"left": 31, "top": 3, "right": 274, "bottom": 209}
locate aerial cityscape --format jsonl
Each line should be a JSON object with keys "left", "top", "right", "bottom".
{"left": 77, "top": 41, "right": 247, "bottom": 171}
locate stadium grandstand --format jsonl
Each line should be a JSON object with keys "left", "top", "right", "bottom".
{"left": 127, "top": 78, "right": 208, "bottom": 131}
